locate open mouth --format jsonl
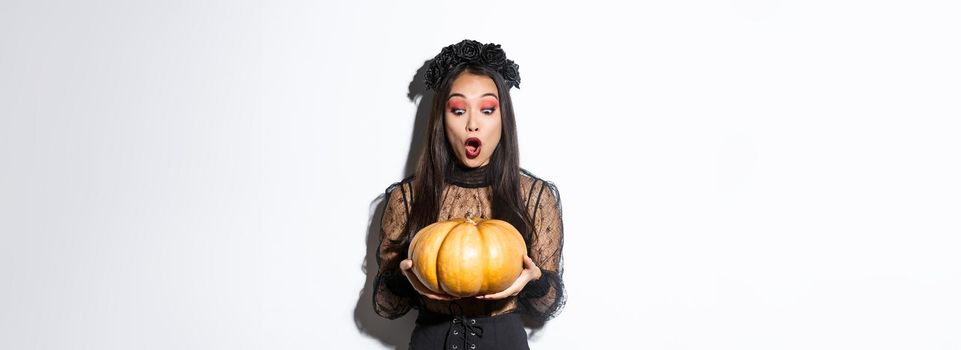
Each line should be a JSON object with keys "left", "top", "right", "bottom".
{"left": 465, "top": 137, "right": 482, "bottom": 159}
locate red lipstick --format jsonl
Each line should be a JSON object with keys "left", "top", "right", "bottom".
{"left": 465, "top": 137, "right": 482, "bottom": 159}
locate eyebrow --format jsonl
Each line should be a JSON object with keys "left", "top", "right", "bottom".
{"left": 447, "top": 93, "right": 499, "bottom": 100}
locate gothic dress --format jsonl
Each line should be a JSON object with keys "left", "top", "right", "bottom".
{"left": 372, "top": 164, "right": 566, "bottom": 350}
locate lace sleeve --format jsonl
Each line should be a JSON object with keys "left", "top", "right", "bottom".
{"left": 518, "top": 179, "right": 566, "bottom": 323}
{"left": 372, "top": 181, "right": 418, "bottom": 319}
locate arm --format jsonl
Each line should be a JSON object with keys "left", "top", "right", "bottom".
{"left": 372, "top": 182, "right": 417, "bottom": 319}
{"left": 518, "top": 180, "right": 566, "bottom": 322}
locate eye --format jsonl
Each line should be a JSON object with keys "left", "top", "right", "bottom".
{"left": 481, "top": 107, "right": 496, "bottom": 115}
{"left": 450, "top": 108, "right": 466, "bottom": 116}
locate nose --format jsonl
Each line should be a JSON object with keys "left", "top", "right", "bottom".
{"left": 465, "top": 113, "right": 480, "bottom": 132}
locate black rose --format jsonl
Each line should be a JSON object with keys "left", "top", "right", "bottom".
{"left": 500, "top": 60, "right": 521, "bottom": 88}
{"left": 424, "top": 46, "right": 457, "bottom": 89}
{"left": 424, "top": 40, "right": 520, "bottom": 91}
{"left": 440, "top": 45, "right": 455, "bottom": 56}
{"left": 424, "top": 62, "right": 443, "bottom": 90}
{"left": 453, "top": 40, "right": 482, "bottom": 62}
{"left": 437, "top": 46, "right": 455, "bottom": 65}
{"left": 427, "top": 47, "right": 452, "bottom": 71}
{"left": 480, "top": 44, "right": 507, "bottom": 66}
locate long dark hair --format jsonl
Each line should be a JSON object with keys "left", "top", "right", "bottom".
{"left": 399, "top": 63, "right": 536, "bottom": 254}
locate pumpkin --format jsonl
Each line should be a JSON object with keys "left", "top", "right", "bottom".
{"left": 408, "top": 217, "right": 527, "bottom": 297}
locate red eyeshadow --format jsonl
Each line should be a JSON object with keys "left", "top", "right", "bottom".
{"left": 480, "top": 97, "right": 498, "bottom": 110}
{"left": 447, "top": 100, "right": 467, "bottom": 110}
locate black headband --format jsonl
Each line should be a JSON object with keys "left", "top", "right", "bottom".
{"left": 424, "top": 39, "right": 521, "bottom": 91}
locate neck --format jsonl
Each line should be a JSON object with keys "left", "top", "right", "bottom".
{"left": 445, "top": 161, "right": 491, "bottom": 188}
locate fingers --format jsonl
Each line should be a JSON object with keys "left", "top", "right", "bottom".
{"left": 415, "top": 282, "right": 459, "bottom": 301}
{"left": 401, "top": 258, "right": 541, "bottom": 301}
{"left": 476, "top": 287, "right": 519, "bottom": 300}
{"left": 399, "top": 262, "right": 416, "bottom": 281}
{"left": 477, "top": 256, "right": 543, "bottom": 300}
{"left": 477, "top": 273, "right": 530, "bottom": 300}
{"left": 523, "top": 255, "right": 542, "bottom": 280}
{"left": 408, "top": 276, "right": 456, "bottom": 300}
{"left": 424, "top": 291, "right": 460, "bottom": 301}
{"left": 399, "top": 259, "right": 460, "bottom": 301}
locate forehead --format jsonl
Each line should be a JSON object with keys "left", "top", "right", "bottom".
{"left": 448, "top": 72, "right": 498, "bottom": 99}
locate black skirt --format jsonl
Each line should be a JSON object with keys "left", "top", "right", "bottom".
{"left": 409, "top": 310, "right": 529, "bottom": 350}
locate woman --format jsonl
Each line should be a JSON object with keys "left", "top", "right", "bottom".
{"left": 373, "top": 39, "right": 565, "bottom": 350}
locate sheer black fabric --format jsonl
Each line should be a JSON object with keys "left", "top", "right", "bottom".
{"left": 371, "top": 165, "right": 566, "bottom": 324}
{"left": 372, "top": 178, "right": 418, "bottom": 319}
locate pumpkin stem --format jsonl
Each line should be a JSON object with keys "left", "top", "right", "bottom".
{"left": 465, "top": 216, "right": 477, "bottom": 225}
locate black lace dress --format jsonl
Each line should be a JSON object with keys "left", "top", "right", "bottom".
{"left": 372, "top": 164, "right": 566, "bottom": 350}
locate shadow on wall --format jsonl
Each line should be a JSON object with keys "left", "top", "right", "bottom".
{"left": 352, "top": 61, "right": 433, "bottom": 350}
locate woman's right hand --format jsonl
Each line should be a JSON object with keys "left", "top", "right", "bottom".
{"left": 399, "top": 259, "right": 460, "bottom": 301}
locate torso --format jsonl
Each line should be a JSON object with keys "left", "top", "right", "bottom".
{"left": 404, "top": 173, "right": 542, "bottom": 317}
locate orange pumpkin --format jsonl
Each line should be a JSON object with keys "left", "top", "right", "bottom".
{"left": 408, "top": 217, "right": 527, "bottom": 297}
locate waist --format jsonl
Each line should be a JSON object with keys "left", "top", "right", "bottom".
{"left": 416, "top": 308, "right": 521, "bottom": 325}
{"left": 419, "top": 297, "right": 518, "bottom": 318}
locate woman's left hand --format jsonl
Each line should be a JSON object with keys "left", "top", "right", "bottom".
{"left": 475, "top": 255, "right": 542, "bottom": 300}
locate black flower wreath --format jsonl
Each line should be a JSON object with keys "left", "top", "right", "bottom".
{"left": 424, "top": 39, "right": 521, "bottom": 91}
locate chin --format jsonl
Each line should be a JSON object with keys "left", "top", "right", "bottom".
{"left": 460, "top": 157, "right": 489, "bottom": 168}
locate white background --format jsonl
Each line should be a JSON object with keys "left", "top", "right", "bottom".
{"left": 2, "top": 0, "right": 959, "bottom": 349}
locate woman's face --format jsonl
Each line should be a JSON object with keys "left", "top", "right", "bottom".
{"left": 444, "top": 71, "right": 503, "bottom": 168}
